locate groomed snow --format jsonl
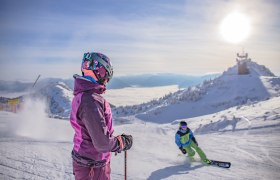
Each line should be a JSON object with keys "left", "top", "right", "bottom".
{"left": 1, "top": 96, "right": 280, "bottom": 179}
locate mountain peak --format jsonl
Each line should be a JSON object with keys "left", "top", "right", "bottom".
{"left": 223, "top": 52, "right": 275, "bottom": 77}
{"left": 113, "top": 53, "right": 279, "bottom": 123}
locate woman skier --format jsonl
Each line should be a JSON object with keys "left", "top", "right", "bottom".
{"left": 175, "top": 121, "right": 211, "bottom": 164}
{"left": 70, "top": 51, "right": 133, "bottom": 180}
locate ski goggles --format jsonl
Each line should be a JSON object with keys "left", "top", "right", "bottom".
{"left": 181, "top": 125, "right": 187, "bottom": 129}
{"left": 95, "top": 66, "right": 112, "bottom": 83}
{"left": 83, "top": 52, "right": 113, "bottom": 79}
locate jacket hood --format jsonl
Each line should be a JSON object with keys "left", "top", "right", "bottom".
{"left": 73, "top": 74, "right": 106, "bottom": 95}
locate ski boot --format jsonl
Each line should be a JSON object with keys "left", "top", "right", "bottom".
{"left": 202, "top": 159, "right": 212, "bottom": 165}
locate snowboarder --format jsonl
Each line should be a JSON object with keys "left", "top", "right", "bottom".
{"left": 175, "top": 121, "right": 211, "bottom": 164}
{"left": 70, "top": 51, "right": 133, "bottom": 180}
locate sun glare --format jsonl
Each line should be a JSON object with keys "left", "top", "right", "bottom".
{"left": 220, "top": 12, "right": 251, "bottom": 44}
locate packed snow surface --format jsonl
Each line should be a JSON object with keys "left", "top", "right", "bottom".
{"left": 1, "top": 96, "right": 280, "bottom": 179}
{"left": 1, "top": 61, "right": 279, "bottom": 179}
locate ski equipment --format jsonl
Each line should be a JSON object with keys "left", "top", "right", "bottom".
{"left": 32, "top": 75, "right": 41, "bottom": 88}
{"left": 205, "top": 159, "right": 231, "bottom": 168}
{"left": 124, "top": 151, "right": 127, "bottom": 180}
{"left": 178, "top": 154, "right": 231, "bottom": 168}
{"left": 81, "top": 52, "right": 113, "bottom": 85}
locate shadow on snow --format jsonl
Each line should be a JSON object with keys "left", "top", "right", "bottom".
{"left": 147, "top": 163, "right": 204, "bottom": 180}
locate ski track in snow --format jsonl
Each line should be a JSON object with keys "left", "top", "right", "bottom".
{"left": 0, "top": 139, "right": 73, "bottom": 179}
{"left": 1, "top": 96, "right": 280, "bottom": 180}
{"left": 1, "top": 125, "right": 280, "bottom": 179}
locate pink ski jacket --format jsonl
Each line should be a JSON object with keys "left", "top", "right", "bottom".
{"left": 70, "top": 75, "right": 120, "bottom": 167}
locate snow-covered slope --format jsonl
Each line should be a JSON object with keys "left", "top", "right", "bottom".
{"left": 0, "top": 95, "right": 279, "bottom": 179}
{"left": 1, "top": 61, "right": 278, "bottom": 122}
{"left": 0, "top": 78, "right": 74, "bottom": 119}
{"left": 113, "top": 61, "right": 280, "bottom": 123}
{"left": 0, "top": 74, "right": 217, "bottom": 119}
{"left": 34, "top": 81, "right": 74, "bottom": 119}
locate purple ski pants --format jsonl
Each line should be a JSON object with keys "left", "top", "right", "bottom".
{"left": 73, "top": 160, "right": 111, "bottom": 180}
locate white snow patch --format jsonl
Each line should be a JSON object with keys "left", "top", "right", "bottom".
{"left": 1, "top": 96, "right": 280, "bottom": 179}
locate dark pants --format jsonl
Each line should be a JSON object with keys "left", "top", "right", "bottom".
{"left": 73, "top": 160, "right": 111, "bottom": 180}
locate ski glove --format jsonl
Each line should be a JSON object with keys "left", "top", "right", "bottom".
{"left": 179, "top": 147, "right": 187, "bottom": 154}
{"left": 116, "top": 134, "right": 133, "bottom": 151}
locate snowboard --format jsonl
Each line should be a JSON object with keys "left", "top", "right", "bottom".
{"left": 177, "top": 154, "right": 231, "bottom": 168}
{"left": 207, "top": 160, "right": 231, "bottom": 168}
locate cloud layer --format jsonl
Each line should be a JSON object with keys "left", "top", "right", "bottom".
{"left": 0, "top": 0, "right": 279, "bottom": 81}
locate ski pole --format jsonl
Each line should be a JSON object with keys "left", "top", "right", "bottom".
{"left": 32, "top": 74, "right": 41, "bottom": 88}
{"left": 124, "top": 150, "right": 127, "bottom": 180}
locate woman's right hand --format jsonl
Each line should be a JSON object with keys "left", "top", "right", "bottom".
{"left": 117, "top": 134, "right": 133, "bottom": 151}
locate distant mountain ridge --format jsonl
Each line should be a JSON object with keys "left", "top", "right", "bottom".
{"left": 113, "top": 61, "right": 280, "bottom": 123}
{"left": 0, "top": 80, "right": 32, "bottom": 92}
{"left": 107, "top": 73, "right": 220, "bottom": 89}
{"left": 0, "top": 73, "right": 217, "bottom": 119}
{"left": 0, "top": 73, "right": 219, "bottom": 92}
{"left": 0, "top": 61, "right": 279, "bottom": 122}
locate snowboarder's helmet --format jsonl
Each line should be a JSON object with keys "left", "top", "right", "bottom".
{"left": 81, "top": 52, "right": 113, "bottom": 85}
{"left": 179, "top": 121, "right": 187, "bottom": 128}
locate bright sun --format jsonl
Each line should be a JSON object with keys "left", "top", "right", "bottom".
{"left": 220, "top": 12, "right": 251, "bottom": 44}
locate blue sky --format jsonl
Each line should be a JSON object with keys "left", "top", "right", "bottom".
{"left": 0, "top": 0, "right": 279, "bottom": 81}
